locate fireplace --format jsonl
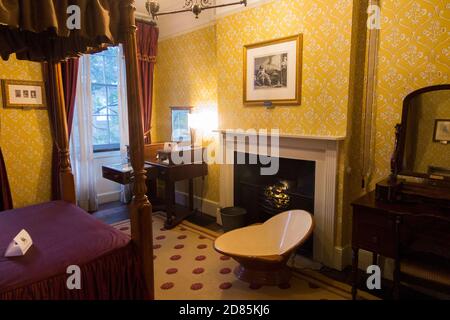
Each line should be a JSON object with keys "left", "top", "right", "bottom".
{"left": 218, "top": 130, "right": 345, "bottom": 269}
{"left": 234, "top": 152, "right": 315, "bottom": 256}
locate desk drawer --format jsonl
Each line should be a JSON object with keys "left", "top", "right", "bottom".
{"left": 102, "top": 167, "right": 130, "bottom": 185}
{"left": 157, "top": 163, "right": 208, "bottom": 181}
{"left": 353, "top": 208, "right": 397, "bottom": 257}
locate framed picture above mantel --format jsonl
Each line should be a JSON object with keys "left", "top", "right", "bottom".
{"left": 1, "top": 79, "right": 46, "bottom": 109}
{"left": 243, "top": 34, "right": 303, "bottom": 106}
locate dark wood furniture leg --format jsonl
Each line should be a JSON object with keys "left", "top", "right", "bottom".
{"left": 352, "top": 247, "right": 359, "bottom": 300}
{"left": 147, "top": 179, "right": 158, "bottom": 200}
{"left": 164, "top": 180, "right": 176, "bottom": 229}
{"left": 188, "top": 178, "right": 194, "bottom": 212}
{"left": 393, "top": 216, "right": 401, "bottom": 300}
{"left": 372, "top": 253, "right": 378, "bottom": 266}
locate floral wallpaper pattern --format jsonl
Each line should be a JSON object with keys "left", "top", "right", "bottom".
{"left": 152, "top": 0, "right": 449, "bottom": 251}
{"left": 0, "top": 56, "right": 52, "bottom": 208}
{"left": 154, "top": 26, "right": 220, "bottom": 202}
{"left": 216, "top": 0, "right": 353, "bottom": 136}
{"left": 153, "top": 0, "right": 354, "bottom": 206}
{"left": 371, "top": 0, "right": 449, "bottom": 188}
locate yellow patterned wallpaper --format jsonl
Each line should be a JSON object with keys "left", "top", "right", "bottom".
{"left": 215, "top": 0, "right": 353, "bottom": 248}
{"left": 152, "top": 0, "right": 449, "bottom": 252}
{"left": 153, "top": 26, "right": 220, "bottom": 202}
{"left": 216, "top": 0, "right": 353, "bottom": 135}
{"left": 0, "top": 56, "right": 52, "bottom": 208}
{"left": 370, "top": 0, "right": 450, "bottom": 188}
{"left": 153, "top": 0, "right": 355, "bottom": 240}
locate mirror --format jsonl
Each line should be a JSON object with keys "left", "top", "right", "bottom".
{"left": 401, "top": 86, "right": 450, "bottom": 180}
{"left": 170, "top": 106, "right": 193, "bottom": 145}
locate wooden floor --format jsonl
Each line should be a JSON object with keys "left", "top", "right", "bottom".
{"left": 93, "top": 202, "right": 129, "bottom": 225}
{"left": 94, "top": 201, "right": 223, "bottom": 232}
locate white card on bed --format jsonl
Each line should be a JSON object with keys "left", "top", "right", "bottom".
{"left": 4, "top": 229, "right": 33, "bottom": 257}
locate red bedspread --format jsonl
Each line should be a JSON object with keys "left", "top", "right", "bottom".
{"left": 0, "top": 201, "right": 147, "bottom": 300}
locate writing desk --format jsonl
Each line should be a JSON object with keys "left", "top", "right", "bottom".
{"left": 102, "top": 162, "right": 158, "bottom": 185}
{"left": 102, "top": 160, "right": 208, "bottom": 229}
{"left": 145, "top": 159, "right": 208, "bottom": 229}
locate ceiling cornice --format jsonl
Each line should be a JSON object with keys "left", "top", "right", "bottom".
{"left": 136, "top": 0, "right": 276, "bottom": 41}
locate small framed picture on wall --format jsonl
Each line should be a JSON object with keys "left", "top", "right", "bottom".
{"left": 433, "top": 119, "right": 450, "bottom": 143}
{"left": 243, "top": 34, "right": 303, "bottom": 106}
{"left": 1, "top": 80, "right": 46, "bottom": 109}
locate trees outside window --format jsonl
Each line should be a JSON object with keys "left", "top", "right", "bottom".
{"left": 90, "top": 47, "right": 120, "bottom": 152}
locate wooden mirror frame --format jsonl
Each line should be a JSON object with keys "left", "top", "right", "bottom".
{"left": 377, "top": 84, "right": 450, "bottom": 203}
{"left": 395, "top": 84, "right": 450, "bottom": 182}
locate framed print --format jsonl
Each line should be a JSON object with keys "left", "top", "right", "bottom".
{"left": 244, "top": 34, "right": 303, "bottom": 106}
{"left": 1, "top": 80, "right": 46, "bottom": 109}
{"left": 433, "top": 119, "right": 450, "bottom": 143}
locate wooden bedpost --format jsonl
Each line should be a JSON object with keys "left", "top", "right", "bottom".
{"left": 121, "top": 0, "right": 155, "bottom": 299}
{"left": 45, "top": 62, "right": 76, "bottom": 204}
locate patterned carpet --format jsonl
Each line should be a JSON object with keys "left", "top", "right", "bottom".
{"left": 112, "top": 214, "right": 348, "bottom": 300}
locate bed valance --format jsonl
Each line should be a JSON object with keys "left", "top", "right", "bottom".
{"left": 0, "top": 0, "right": 130, "bottom": 62}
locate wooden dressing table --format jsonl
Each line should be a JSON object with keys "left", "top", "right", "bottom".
{"left": 351, "top": 191, "right": 450, "bottom": 299}
{"left": 352, "top": 85, "right": 450, "bottom": 300}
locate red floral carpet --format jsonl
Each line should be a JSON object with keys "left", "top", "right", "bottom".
{"left": 113, "top": 214, "right": 347, "bottom": 300}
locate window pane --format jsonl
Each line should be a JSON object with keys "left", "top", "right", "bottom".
{"left": 107, "top": 86, "right": 119, "bottom": 108}
{"left": 93, "top": 116, "right": 109, "bottom": 146}
{"left": 104, "top": 56, "right": 119, "bottom": 85}
{"left": 92, "top": 85, "right": 107, "bottom": 115}
{"left": 109, "top": 116, "right": 120, "bottom": 144}
{"left": 90, "top": 55, "right": 105, "bottom": 84}
{"left": 107, "top": 106, "right": 118, "bottom": 117}
{"left": 90, "top": 46, "right": 121, "bottom": 152}
{"left": 105, "top": 46, "right": 119, "bottom": 56}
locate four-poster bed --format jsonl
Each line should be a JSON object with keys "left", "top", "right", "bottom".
{"left": 0, "top": 0, "right": 154, "bottom": 299}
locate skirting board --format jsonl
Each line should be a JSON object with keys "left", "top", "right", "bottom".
{"left": 98, "top": 190, "right": 121, "bottom": 205}
{"left": 174, "top": 191, "right": 219, "bottom": 219}
{"left": 334, "top": 245, "right": 394, "bottom": 280}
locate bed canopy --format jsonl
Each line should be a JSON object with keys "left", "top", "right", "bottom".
{"left": 0, "top": 0, "right": 154, "bottom": 298}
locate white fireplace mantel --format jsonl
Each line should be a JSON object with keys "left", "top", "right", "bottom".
{"left": 215, "top": 129, "right": 346, "bottom": 142}
{"left": 217, "top": 130, "right": 346, "bottom": 270}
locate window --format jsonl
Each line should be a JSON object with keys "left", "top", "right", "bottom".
{"left": 90, "top": 47, "right": 121, "bottom": 152}
{"left": 171, "top": 107, "right": 192, "bottom": 143}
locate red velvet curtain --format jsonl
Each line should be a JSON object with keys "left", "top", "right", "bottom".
{"left": 0, "top": 147, "right": 13, "bottom": 211}
{"left": 136, "top": 21, "right": 159, "bottom": 144}
{"left": 50, "top": 58, "right": 79, "bottom": 200}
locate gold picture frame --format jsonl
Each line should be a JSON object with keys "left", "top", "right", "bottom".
{"left": 243, "top": 34, "right": 303, "bottom": 106}
{"left": 1, "top": 79, "right": 46, "bottom": 109}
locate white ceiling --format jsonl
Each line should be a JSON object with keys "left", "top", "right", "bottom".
{"left": 134, "top": 0, "right": 273, "bottom": 40}
{"left": 135, "top": 0, "right": 187, "bottom": 14}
